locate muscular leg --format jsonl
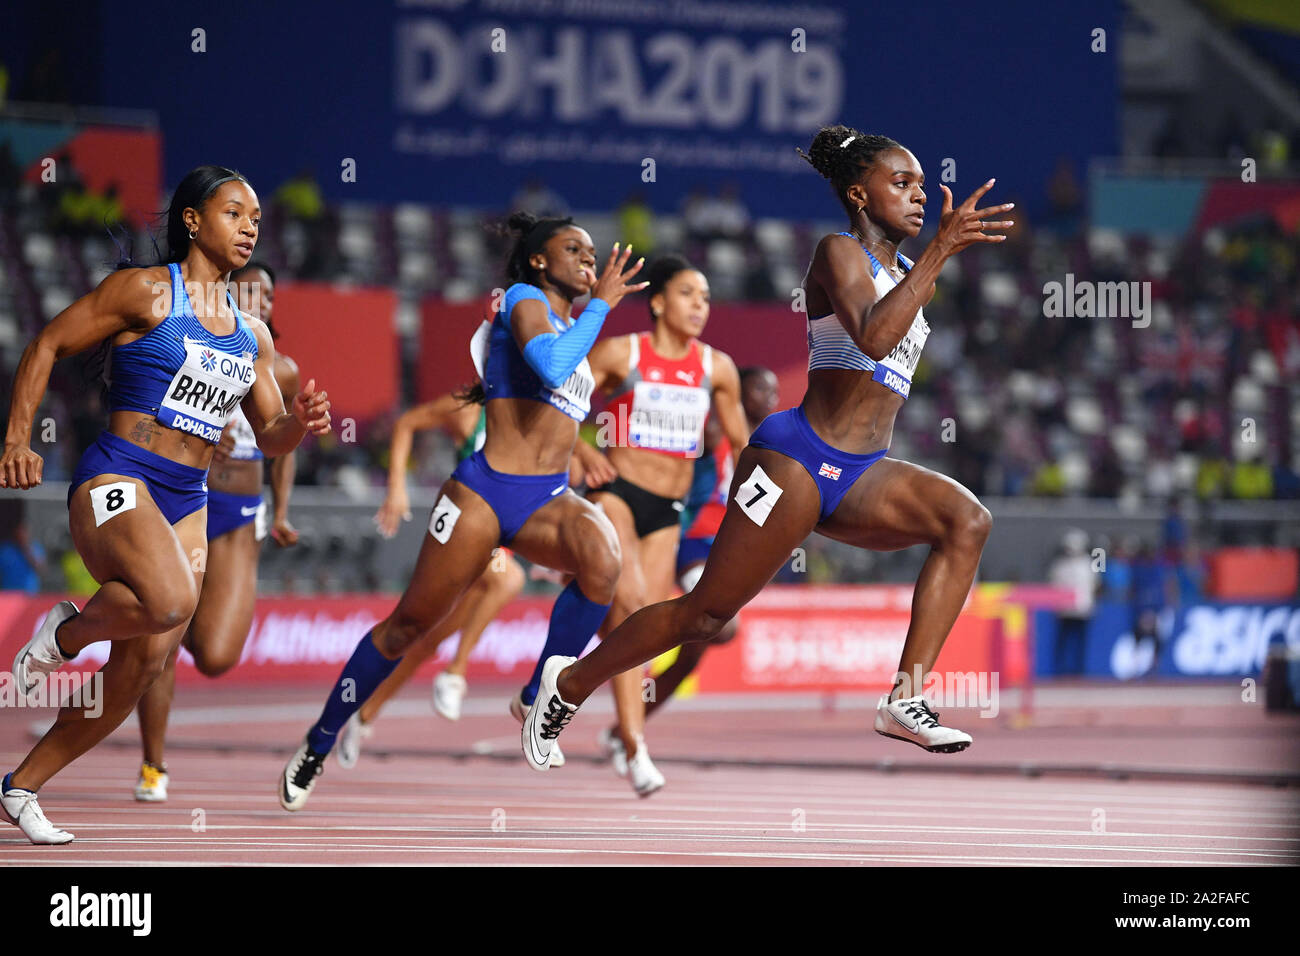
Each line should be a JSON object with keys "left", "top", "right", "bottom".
{"left": 639, "top": 562, "right": 738, "bottom": 720}
{"left": 356, "top": 554, "right": 522, "bottom": 724}
{"left": 512, "top": 493, "right": 620, "bottom": 606}
{"left": 302, "top": 479, "right": 499, "bottom": 753}
{"left": 10, "top": 502, "right": 207, "bottom": 791}
{"left": 446, "top": 552, "right": 525, "bottom": 677}
{"left": 816, "top": 458, "right": 992, "bottom": 700}
{"left": 371, "top": 481, "right": 501, "bottom": 659}
{"left": 620, "top": 523, "right": 680, "bottom": 745}
{"left": 136, "top": 642, "right": 179, "bottom": 769}
{"left": 510, "top": 491, "right": 622, "bottom": 702}
{"left": 52, "top": 477, "right": 205, "bottom": 657}
{"left": 643, "top": 641, "right": 706, "bottom": 718}
{"left": 558, "top": 448, "right": 820, "bottom": 705}
{"left": 136, "top": 521, "right": 261, "bottom": 768}
{"left": 589, "top": 492, "right": 649, "bottom": 756}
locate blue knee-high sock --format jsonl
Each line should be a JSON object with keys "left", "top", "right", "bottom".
{"left": 306, "top": 630, "right": 400, "bottom": 754}
{"left": 523, "top": 580, "right": 611, "bottom": 704}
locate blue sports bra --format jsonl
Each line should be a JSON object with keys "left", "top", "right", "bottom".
{"left": 108, "top": 263, "right": 260, "bottom": 443}
{"left": 470, "top": 283, "right": 596, "bottom": 423}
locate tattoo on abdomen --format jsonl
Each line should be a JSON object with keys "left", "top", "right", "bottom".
{"left": 128, "top": 419, "right": 160, "bottom": 446}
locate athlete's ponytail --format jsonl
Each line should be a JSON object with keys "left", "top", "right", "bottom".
{"left": 501, "top": 210, "right": 576, "bottom": 284}
{"left": 797, "top": 126, "right": 902, "bottom": 209}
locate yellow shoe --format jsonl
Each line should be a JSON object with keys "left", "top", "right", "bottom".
{"left": 134, "top": 762, "right": 169, "bottom": 802}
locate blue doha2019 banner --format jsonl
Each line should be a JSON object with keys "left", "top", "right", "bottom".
{"left": 95, "top": 0, "right": 1118, "bottom": 217}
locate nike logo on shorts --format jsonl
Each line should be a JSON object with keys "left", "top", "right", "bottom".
{"left": 240, "top": 506, "right": 260, "bottom": 516}
{"left": 550, "top": 485, "right": 565, "bottom": 496}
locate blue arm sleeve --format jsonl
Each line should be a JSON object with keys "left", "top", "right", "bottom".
{"left": 517, "top": 298, "right": 610, "bottom": 390}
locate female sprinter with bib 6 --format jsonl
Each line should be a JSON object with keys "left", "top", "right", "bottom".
{"left": 278, "top": 213, "right": 646, "bottom": 810}
{"left": 336, "top": 391, "right": 617, "bottom": 768}
{"left": 1, "top": 166, "right": 331, "bottom": 844}
{"left": 522, "top": 126, "right": 1013, "bottom": 768}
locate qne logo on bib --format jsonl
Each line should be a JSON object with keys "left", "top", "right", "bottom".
{"left": 158, "top": 339, "right": 256, "bottom": 442}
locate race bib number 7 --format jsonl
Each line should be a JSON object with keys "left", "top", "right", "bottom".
{"left": 735, "top": 464, "right": 783, "bottom": 527}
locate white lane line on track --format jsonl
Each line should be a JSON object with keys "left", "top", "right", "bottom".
{"left": 19, "top": 821, "right": 1299, "bottom": 843}
{"left": 22, "top": 797, "right": 1300, "bottom": 826}
{"left": 37, "top": 774, "right": 1298, "bottom": 812}
{"left": 6, "top": 833, "right": 1294, "bottom": 859}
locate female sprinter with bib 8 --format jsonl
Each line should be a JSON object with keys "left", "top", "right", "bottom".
{"left": 131, "top": 259, "right": 302, "bottom": 802}
{"left": 0, "top": 166, "right": 331, "bottom": 844}
{"left": 522, "top": 126, "right": 1013, "bottom": 767}
{"left": 278, "top": 213, "right": 646, "bottom": 810}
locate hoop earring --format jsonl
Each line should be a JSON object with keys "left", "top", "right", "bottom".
{"left": 188, "top": 228, "right": 197, "bottom": 240}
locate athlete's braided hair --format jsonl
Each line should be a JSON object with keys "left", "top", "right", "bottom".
{"left": 797, "top": 125, "right": 903, "bottom": 211}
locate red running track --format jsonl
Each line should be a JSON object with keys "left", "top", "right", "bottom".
{"left": 2, "top": 682, "right": 1297, "bottom": 866}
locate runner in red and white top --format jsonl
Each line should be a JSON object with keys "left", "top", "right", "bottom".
{"left": 582, "top": 254, "right": 749, "bottom": 795}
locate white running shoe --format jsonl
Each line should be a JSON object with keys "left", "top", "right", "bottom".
{"left": 626, "top": 736, "right": 665, "bottom": 797}
{"left": 279, "top": 740, "right": 327, "bottom": 811}
{"left": 432, "top": 672, "right": 468, "bottom": 721}
{"left": 598, "top": 727, "right": 628, "bottom": 777}
{"left": 521, "top": 656, "right": 578, "bottom": 772}
{"left": 134, "top": 762, "right": 169, "bottom": 802}
{"left": 336, "top": 712, "right": 372, "bottom": 770}
{"left": 874, "top": 695, "right": 972, "bottom": 754}
{"left": 2, "top": 776, "right": 73, "bottom": 845}
{"left": 13, "top": 601, "right": 78, "bottom": 697}
{"left": 510, "top": 690, "right": 565, "bottom": 767}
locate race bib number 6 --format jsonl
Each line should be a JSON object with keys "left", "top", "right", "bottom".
{"left": 429, "top": 494, "right": 462, "bottom": 544}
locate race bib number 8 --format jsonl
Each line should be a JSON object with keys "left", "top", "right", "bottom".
{"left": 90, "top": 481, "right": 137, "bottom": 528}
{"left": 735, "top": 464, "right": 783, "bottom": 527}
{"left": 429, "top": 494, "right": 462, "bottom": 544}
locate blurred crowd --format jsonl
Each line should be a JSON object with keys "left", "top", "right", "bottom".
{"left": 2, "top": 147, "right": 1298, "bottom": 592}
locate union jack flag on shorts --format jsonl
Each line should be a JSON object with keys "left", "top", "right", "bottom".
{"left": 818, "top": 462, "right": 842, "bottom": 481}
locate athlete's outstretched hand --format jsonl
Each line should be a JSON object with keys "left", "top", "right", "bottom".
{"left": 0, "top": 443, "right": 42, "bottom": 489}
{"left": 585, "top": 242, "right": 648, "bottom": 309}
{"left": 373, "top": 489, "right": 412, "bottom": 539}
{"left": 934, "top": 179, "right": 1015, "bottom": 256}
{"left": 292, "top": 378, "right": 332, "bottom": 436}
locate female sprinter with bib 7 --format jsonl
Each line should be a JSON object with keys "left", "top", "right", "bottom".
{"left": 278, "top": 213, "right": 646, "bottom": 810}
{"left": 1, "top": 166, "right": 331, "bottom": 843}
{"left": 522, "top": 126, "right": 1013, "bottom": 768}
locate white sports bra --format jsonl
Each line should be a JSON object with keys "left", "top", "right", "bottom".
{"left": 807, "top": 234, "right": 930, "bottom": 399}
